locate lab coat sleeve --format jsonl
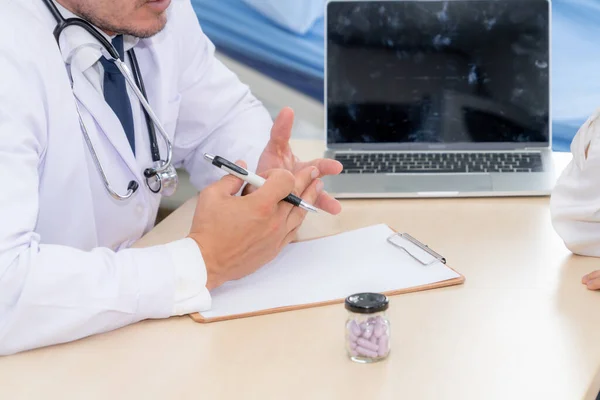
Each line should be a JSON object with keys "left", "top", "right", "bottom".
{"left": 171, "top": 0, "right": 273, "bottom": 191}
{"left": 167, "top": 238, "right": 211, "bottom": 315}
{"left": 0, "top": 45, "right": 209, "bottom": 356}
{"left": 550, "top": 109, "right": 600, "bottom": 256}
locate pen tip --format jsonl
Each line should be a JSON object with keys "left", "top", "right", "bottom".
{"left": 304, "top": 203, "right": 318, "bottom": 213}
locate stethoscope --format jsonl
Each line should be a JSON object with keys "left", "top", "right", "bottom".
{"left": 42, "top": 0, "right": 178, "bottom": 200}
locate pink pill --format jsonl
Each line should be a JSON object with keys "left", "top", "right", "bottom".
{"left": 350, "top": 350, "right": 358, "bottom": 357}
{"left": 357, "top": 338, "right": 378, "bottom": 352}
{"left": 350, "top": 341, "right": 358, "bottom": 350}
{"left": 349, "top": 320, "right": 361, "bottom": 337}
{"left": 377, "top": 336, "right": 389, "bottom": 357}
{"left": 348, "top": 332, "right": 358, "bottom": 343}
{"left": 373, "top": 324, "right": 385, "bottom": 338}
{"left": 362, "top": 325, "right": 373, "bottom": 339}
{"left": 370, "top": 335, "right": 378, "bottom": 345}
{"left": 356, "top": 346, "right": 379, "bottom": 358}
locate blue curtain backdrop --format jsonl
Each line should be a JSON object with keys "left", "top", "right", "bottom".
{"left": 552, "top": 0, "right": 600, "bottom": 151}
{"left": 193, "top": 0, "right": 598, "bottom": 152}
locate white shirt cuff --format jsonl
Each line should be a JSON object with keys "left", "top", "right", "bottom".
{"left": 165, "top": 238, "right": 212, "bottom": 316}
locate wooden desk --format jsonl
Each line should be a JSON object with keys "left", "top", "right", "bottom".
{"left": 1, "top": 141, "right": 599, "bottom": 400}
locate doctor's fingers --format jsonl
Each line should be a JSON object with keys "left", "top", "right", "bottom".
{"left": 295, "top": 165, "right": 320, "bottom": 194}
{"left": 249, "top": 169, "right": 296, "bottom": 214}
{"left": 312, "top": 191, "right": 342, "bottom": 215}
{"left": 207, "top": 160, "right": 248, "bottom": 196}
{"left": 281, "top": 226, "right": 301, "bottom": 248}
{"left": 294, "top": 161, "right": 342, "bottom": 215}
{"left": 285, "top": 177, "right": 323, "bottom": 232}
{"left": 295, "top": 158, "right": 343, "bottom": 178}
{"left": 274, "top": 166, "right": 320, "bottom": 217}
{"left": 281, "top": 178, "right": 322, "bottom": 246}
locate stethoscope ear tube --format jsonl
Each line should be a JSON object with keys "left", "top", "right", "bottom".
{"left": 128, "top": 50, "right": 160, "bottom": 163}
{"left": 43, "top": 0, "right": 65, "bottom": 23}
{"left": 144, "top": 168, "right": 155, "bottom": 178}
{"left": 53, "top": 20, "right": 120, "bottom": 60}
{"left": 127, "top": 181, "right": 139, "bottom": 192}
{"left": 111, "top": 60, "right": 175, "bottom": 174}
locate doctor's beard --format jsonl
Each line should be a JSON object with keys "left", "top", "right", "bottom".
{"left": 56, "top": 0, "right": 170, "bottom": 39}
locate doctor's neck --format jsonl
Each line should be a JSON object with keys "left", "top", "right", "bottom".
{"left": 54, "top": 0, "right": 168, "bottom": 39}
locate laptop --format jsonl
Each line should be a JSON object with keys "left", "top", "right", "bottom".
{"left": 322, "top": 0, "right": 555, "bottom": 198}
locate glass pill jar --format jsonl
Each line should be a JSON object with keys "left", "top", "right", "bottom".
{"left": 345, "top": 292, "right": 390, "bottom": 363}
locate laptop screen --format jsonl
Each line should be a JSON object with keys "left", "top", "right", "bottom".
{"left": 326, "top": 0, "right": 550, "bottom": 148}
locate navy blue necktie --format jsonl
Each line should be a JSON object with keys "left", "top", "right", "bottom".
{"left": 100, "top": 35, "right": 136, "bottom": 156}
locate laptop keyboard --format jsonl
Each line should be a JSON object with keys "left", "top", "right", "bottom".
{"left": 335, "top": 152, "right": 543, "bottom": 174}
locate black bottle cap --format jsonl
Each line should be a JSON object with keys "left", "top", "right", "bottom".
{"left": 344, "top": 293, "right": 389, "bottom": 314}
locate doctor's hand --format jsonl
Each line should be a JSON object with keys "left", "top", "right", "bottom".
{"left": 245, "top": 107, "right": 343, "bottom": 215}
{"left": 189, "top": 162, "right": 323, "bottom": 290}
{"left": 582, "top": 270, "right": 600, "bottom": 290}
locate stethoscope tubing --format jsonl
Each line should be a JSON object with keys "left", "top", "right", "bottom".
{"left": 41, "top": 0, "right": 178, "bottom": 198}
{"left": 110, "top": 58, "right": 174, "bottom": 176}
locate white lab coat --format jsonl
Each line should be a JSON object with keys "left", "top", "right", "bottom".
{"left": 0, "top": 0, "right": 271, "bottom": 355}
{"left": 550, "top": 108, "right": 600, "bottom": 256}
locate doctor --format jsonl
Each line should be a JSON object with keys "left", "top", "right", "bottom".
{"left": 551, "top": 109, "right": 600, "bottom": 290}
{"left": 0, "top": 0, "right": 342, "bottom": 355}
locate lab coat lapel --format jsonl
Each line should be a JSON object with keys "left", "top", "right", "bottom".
{"left": 70, "top": 67, "right": 140, "bottom": 178}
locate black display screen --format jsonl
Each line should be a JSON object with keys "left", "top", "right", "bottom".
{"left": 326, "top": 0, "right": 550, "bottom": 146}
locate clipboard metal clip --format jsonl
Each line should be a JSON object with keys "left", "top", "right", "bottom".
{"left": 386, "top": 233, "right": 447, "bottom": 266}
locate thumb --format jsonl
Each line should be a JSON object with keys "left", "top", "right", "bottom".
{"left": 267, "top": 107, "right": 294, "bottom": 151}
{"left": 214, "top": 160, "right": 248, "bottom": 196}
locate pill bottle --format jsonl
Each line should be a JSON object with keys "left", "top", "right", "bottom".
{"left": 344, "top": 292, "right": 390, "bottom": 363}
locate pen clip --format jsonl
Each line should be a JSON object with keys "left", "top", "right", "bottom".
{"left": 204, "top": 153, "right": 248, "bottom": 176}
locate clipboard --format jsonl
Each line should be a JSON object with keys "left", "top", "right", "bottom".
{"left": 190, "top": 224, "right": 464, "bottom": 323}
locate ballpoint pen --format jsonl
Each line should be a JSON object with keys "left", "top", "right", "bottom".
{"left": 203, "top": 153, "right": 318, "bottom": 213}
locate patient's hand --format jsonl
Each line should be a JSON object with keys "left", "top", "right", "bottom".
{"left": 245, "top": 107, "right": 343, "bottom": 215}
{"left": 582, "top": 270, "right": 600, "bottom": 290}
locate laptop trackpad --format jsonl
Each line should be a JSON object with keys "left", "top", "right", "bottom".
{"left": 384, "top": 174, "right": 493, "bottom": 193}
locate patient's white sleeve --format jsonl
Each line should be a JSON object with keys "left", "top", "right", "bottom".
{"left": 550, "top": 109, "right": 600, "bottom": 256}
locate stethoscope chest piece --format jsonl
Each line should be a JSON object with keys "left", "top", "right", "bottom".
{"left": 145, "top": 161, "right": 178, "bottom": 197}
